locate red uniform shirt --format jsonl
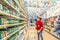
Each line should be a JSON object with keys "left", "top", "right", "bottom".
{"left": 36, "top": 20, "right": 44, "bottom": 31}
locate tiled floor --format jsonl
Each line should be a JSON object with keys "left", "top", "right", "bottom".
{"left": 18, "top": 27, "right": 59, "bottom": 40}
{"left": 27, "top": 27, "right": 58, "bottom": 40}
{"left": 43, "top": 31, "right": 58, "bottom": 40}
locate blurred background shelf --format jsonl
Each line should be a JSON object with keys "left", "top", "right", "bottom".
{"left": 3, "top": 24, "right": 26, "bottom": 40}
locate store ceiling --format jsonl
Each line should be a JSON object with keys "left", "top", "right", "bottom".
{"left": 23, "top": 0, "right": 60, "bottom": 19}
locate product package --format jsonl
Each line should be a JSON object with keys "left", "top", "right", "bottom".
{"left": 0, "top": 4, "right": 3, "bottom": 11}
{"left": 0, "top": 31, "right": 7, "bottom": 40}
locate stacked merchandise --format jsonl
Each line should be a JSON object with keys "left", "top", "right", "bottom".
{"left": 55, "top": 16, "right": 60, "bottom": 38}
{"left": 0, "top": 0, "right": 27, "bottom": 40}
{"left": 19, "top": 30, "right": 24, "bottom": 40}
{"left": 0, "top": 18, "right": 7, "bottom": 25}
{"left": 44, "top": 16, "right": 60, "bottom": 39}
{"left": 7, "top": 0, "right": 19, "bottom": 10}
{"left": 0, "top": 4, "right": 19, "bottom": 17}
{"left": 6, "top": 26, "right": 20, "bottom": 35}
{"left": 0, "top": 18, "right": 20, "bottom": 25}
{"left": 0, "top": 24, "right": 24, "bottom": 40}
{"left": 8, "top": 32, "right": 19, "bottom": 40}
{"left": 0, "top": 30, "right": 7, "bottom": 40}
{"left": 7, "top": 19, "right": 19, "bottom": 24}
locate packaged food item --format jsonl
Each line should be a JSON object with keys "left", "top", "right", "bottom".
{"left": 0, "top": 31, "right": 3, "bottom": 39}
{"left": 7, "top": 0, "right": 11, "bottom": 3}
{"left": 3, "top": 6, "right": 8, "bottom": 13}
{"left": 12, "top": 9, "right": 15, "bottom": 15}
{"left": 3, "top": 31, "right": 7, "bottom": 38}
{"left": 0, "top": 4, "right": 3, "bottom": 11}
{"left": 15, "top": 12, "right": 19, "bottom": 17}
{"left": 14, "top": 3, "right": 17, "bottom": 8}
{"left": 7, "top": 9, "right": 9, "bottom": 13}
{"left": 3, "top": 18, "right": 7, "bottom": 25}
{"left": 0, "top": 18, "right": 3, "bottom": 25}
{"left": 8, "top": 32, "right": 19, "bottom": 40}
{"left": 9, "top": 9, "right": 12, "bottom": 14}
{"left": 0, "top": 18, "right": 7, "bottom": 25}
{"left": 0, "top": 30, "right": 7, "bottom": 40}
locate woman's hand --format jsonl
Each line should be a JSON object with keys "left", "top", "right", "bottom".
{"left": 37, "top": 30, "right": 40, "bottom": 33}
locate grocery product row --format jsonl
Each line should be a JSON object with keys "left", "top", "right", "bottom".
{"left": 0, "top": 0, "right": 28, "bottom": 40}
{"left": 0, "top": 0, "right": 27, "bottom": 19}
{"left": 0, "top": 17, "right": 27, "bottom": 29}
{"left": 44, "top": 15, "right": 60, "bottom": 39}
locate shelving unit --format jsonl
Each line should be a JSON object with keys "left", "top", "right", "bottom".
{"left": 42, "top": 1, "right": 60, "bottom": 39}
{"left": 19, "top": 0, "right": 27, "bottom": 16}
{"left": 0, "top": 0, "right": 18, "bottom": 13}
{"left": 3, "top": 24, "right": 26, "bottom": 40}
{"left": 0, "top": 0, "right": 27, "bottom": 18}
{"left": 45, "top": 29, "right": 60, "bottom": 39}
{"left": 44, "top": 16, "right": 60, "bottom": 39}
{"left": 12, "top": 0, "right": 27, "bottom": 18}
{"left": 0, "top": 0, "right": 28, "bottom": 40}
{"left": 0, "top": 22, "right": 27, "bottom": 29}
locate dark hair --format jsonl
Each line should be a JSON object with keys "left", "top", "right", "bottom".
{"left": 38, "top": 17, "right": 42, "bottom": 20}
{"left": 30, "top": 21, "right": 33, "bottom": 23}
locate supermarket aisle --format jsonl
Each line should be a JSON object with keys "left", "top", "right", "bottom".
{"left": 22, "top": 27, "right": 59, "bottom": 40}
{"left": 23, "top": 22, "right": 59, "bottom": 40}
{"left": 43, "top": 31, "right": 58, "bottom": 40}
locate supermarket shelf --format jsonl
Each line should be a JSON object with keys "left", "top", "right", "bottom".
{"left": 0, "top": 11, "right": 27, "bottom": 20}
{"left": 0, "top": 11, "right": 20, "bottom": 19}
{"left": 15, "top": 36, "right": 18, "bottom": 40}
{"left": 5, "top": 0, "right": 25, "bottom": 17}
{"left": 20, "top": 12, "right": 27, "bottom": 19}
{"left": 20, "top": 18, "right": 27, "bottom": 20}
{"left": 13, "top": 0, "right": 20, "bottom": 7}
{"left": 0, "top": 0, "right": 19, "bottom": 13}
{"left": 0, "top": 0, "right": 27, "bottom": 17}
{"left": 0, "top": 22, "right": 26, "bottom": 29}
{"left": 45, "top": 30, "right": 60, "bottom": 40}
{"left": 3, "top": 24, "right": 26, "bottom": 40}
{"left": 20, "top": 7, "right": 27, "bottom": 15}
{"left": 12, "top": 0, "right": 27, "bottom": 16}
{"left": 19, "top": 0, "right": 27, "bottom": 16}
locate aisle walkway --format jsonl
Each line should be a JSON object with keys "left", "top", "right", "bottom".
{"left": 43, "top": 31, "right": 58, "bottom": 40}
{"left": 18, "top": 27, "right": 59, "bottom": 40}
{"left": 24, "top": 27, "right": 58, "bottom": 40}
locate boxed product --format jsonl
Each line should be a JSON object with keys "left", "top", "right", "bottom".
{"left": 9, "top": 9, "right": 12, "bottom": 14}
{"left": 6, "top": 27, "right": 15, "bottom": 35}
{"left": 6, "top": 28, "right": 11, "bottom": 35}
{"left": 7, "top": 20, "right": 17, "bottom": 24}
{"left": 7, "top": 0, "right": 14, "bottom": 6}
{"left": 3, "top": 18, "right": 7, "bottom": 25}
{"left": 6, "top": 26, "right": 19, "bottom": 35}
{"left": 3, "top": 6, "right": 9, "bottom": 13}
{"left": 15, "top": 13, "right": 19, "bottom": 17}
{"left": 0, "top": 31, "right": 7, "bottom": 40}
{"left": 0, "top": 18, "right": 7, "bottom": 25}
{"left": 0, "top": 18, "right": 3, "bottom": 25}
{"left": 7, "top": 20, "right": 12, "bottom": 24}
{"left": 0, "top": 31, "right": 3, "bottom": 39}
{"left": 3, "top": 6, "right": 7, "bottom": 12}
{"left": 14, "top": 3, "right": 17, "bottom": 8}
{"left": 7, "top": 30, "right": 19, "bottom": 40}
{"left": 8, "top": 33, "right": 16, "bottom": 40}
{"left": 12, "top": 9, "right": 15, "bottom": 15}
{"left": 0, "top": 4, "right": 3, "bottom": 11}
{"left": 7, "top": 0, "right": 11, "bottom": 3}
{"left": 3, "top": 31, "right": 7, "bottom": 38}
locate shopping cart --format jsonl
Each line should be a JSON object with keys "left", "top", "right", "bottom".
{"left": 27, "top": 27, "right": 38, "bottom": 40}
